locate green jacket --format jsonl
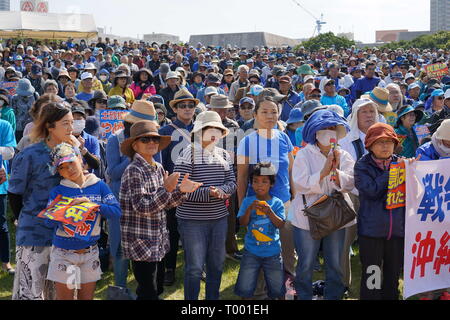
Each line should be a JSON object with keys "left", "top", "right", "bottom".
{"left": 1, "top": 106, "right": 16, "bottom": 132}
{"left": 395, "top": 125, "right": 419, "bottom": 158}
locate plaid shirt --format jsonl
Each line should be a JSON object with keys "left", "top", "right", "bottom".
{"left": 119, "top": 153, "right": 186, "bottom": 262}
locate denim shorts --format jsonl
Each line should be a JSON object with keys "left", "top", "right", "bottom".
{"left": 47, "top": 245, "right": 102, "bottom": 289}
{"left": 234, "top": 250, "right": 285, "bottom": 299}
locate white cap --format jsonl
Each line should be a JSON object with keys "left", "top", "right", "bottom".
{"left": 405, "top": 73, "right": 415, "bottom": 80}
{"left": 205, "top": 86, "right": 218, "bottom": 96}
{"left": 165, "top": 71, "right": 179, "bottom": 80}
{"left": 303, "top": 75, "right": 314, "bottom": 82}
{"left": 81, "top": 72, "right": 93, "bottom": 80}
{"left": 26, "top": 46, "right": 33, "bottom": 51}
{"left": 84, "top": 63, "right": 96, "bottom": 70}
{"left": 445, "top": 88, "right": 450, "bottom": 100}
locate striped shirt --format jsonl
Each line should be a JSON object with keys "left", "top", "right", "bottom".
{"left": 174, "top": 144, "right": 237, "bottom": 220}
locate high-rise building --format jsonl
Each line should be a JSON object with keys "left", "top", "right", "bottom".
{"left": 0, "top": 0, "right": 10, "bottom": 11}
{"left": 430, "top": 0, "right": 450, "bottom": 32}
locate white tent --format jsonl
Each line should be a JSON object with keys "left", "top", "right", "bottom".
{"left": 0, "top": 11, "right": 97, "bottom": 40}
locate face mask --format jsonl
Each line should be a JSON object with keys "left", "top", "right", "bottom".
{"left": 73, "top": 119, "right": 86, "bottom": 134}
{"left": 99, "top": 75, "right": 108, "bottom": 82}
{"left": 202, "top": 128, "right": 222, "bottom": 145}
{"left": 316, "top": 129, "right": 337, "bottom": 146}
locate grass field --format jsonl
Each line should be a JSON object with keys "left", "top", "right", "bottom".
{"left": 0, "top": 211, "right": 406, "bottom": 300}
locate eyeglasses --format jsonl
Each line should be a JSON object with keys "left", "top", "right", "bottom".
{"left": 176, "top": 103, "right": 196, "bottom": 109}
{"left": 437, "top": 96, "right": 445, "bottom": 100}
{"left": 97, "top": 99, "right": 107, "bottom": 105}
{"left": 240, "top": 105, "right": 254, "bottom": 110}
{"left": 138, "top": 136, "right": 160, "bottom": 144}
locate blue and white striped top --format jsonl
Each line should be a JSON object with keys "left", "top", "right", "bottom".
{"left": 174, "top": 144, "right": 236, "bottom": 220}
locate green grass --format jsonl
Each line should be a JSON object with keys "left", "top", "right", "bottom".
{"left": 0, "top": 211, "right": 405, "bottom": 300}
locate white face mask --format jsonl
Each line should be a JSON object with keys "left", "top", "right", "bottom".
{"left": 73, "top": 119, "right": 86, "bottom": 134}
{"left": 202, "top": 128, "right": 222, "bottom": 145}
{"left": 316, "top": 129, "right": 337, "bottom": 146}
{"left": 99, "top": 75, "right": 108, "bottom": 82}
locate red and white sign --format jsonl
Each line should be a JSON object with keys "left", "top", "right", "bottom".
{"left": 404, "top": 159, "right": 450, "bottom": 299}
{"left": 36, "top": 1, "right": 48, "bottom": 13}
{"left": 20, "top": 0, "right": 35, "bottom": 12}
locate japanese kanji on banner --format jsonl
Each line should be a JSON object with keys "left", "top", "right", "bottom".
{"left": 38, "top": 195, "right": 99, "bottom": 227}
{"left": 424, "top": 63, "right": 449, "bottom": 80}
{"left": 99, "top": 110, "right": 129, "bottom": 141}
{"left": 386, "top": 162, "right": 406, "bottom": 210}
{"left": 404, "top": 159, "right": 450, "bottom": 299}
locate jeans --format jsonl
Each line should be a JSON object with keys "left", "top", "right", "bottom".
{"left": 0, "top": 195, "right": 10, "bottom": 263}
{"left": 178, "top": 217, "right": 227, "bottom": 300}
{"left": 234, "top": 250, "right": 285, "bottom": 299}
{"left": 293, "top": 226, "right": 346, "bottom": 300}
{"left": 131, "top": 260, "right": 165, "bottom": 300}
{"left": 113, "top": 244, "right": 129, "bottom": 288}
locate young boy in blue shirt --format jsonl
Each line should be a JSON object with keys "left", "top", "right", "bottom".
{"left": 45, "top": 143, "right": 121, "bottom": 300}
{"left": 234, "top": 162, "right": 286, "bottom": 300}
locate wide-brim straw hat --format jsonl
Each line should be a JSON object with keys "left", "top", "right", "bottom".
{"left": 122, "top": 100, "right": 158, "bottom": 124}
{"left": 120, "top": 120, "right": 171, "bottom": 158}
{"left": 367, "top": 87, "right": 393, "bottom": 113}
{"left": 169, "top": 88, "right": 200, "bottom": 109}
{"left": 192, "top": 111, "right": 230, "bottom": 138}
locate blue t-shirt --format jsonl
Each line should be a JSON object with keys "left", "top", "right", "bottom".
{"left": 237, "top": 130, "right": 293, "bottom": 203}
{"left": 75, "top": 92, "right": 94, "bottom": 102}
{"left": 8, "top": 142, "right": 61, "bottom": 247}
{"left": 0, "top": 119, "right": 17, "bottom": 194}
{"left": 237, "top": 195, "right": 285, "bottom": 257}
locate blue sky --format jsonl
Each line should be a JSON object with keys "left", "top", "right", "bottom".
{"left": 12, "top": 0, "right": 431, "bottom": 43}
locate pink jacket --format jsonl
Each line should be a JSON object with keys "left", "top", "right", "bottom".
{"left": 130, "top": 82, "right": 156, "bottom": 99}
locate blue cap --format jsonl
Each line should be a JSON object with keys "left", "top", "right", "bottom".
{"left": 391, "top": 72, "right": 403, "bottom": 79}
{"left": 408, "top": 83, "right": 420, "bottom": 91}
{"left": 239, "top": 97, "right": 255, "bottom": 107}
{"left": 431, "top": 89, "right": 444, "bottom": 97}
{"left": 286, "top": 108, "right": 304, "bottom": 124}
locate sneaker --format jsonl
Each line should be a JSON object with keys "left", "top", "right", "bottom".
{"left": 164, "top": 269, "right": 175, "bottom": 286}
{"left": 201, "top": 270, "right": 207, "bottom": 282}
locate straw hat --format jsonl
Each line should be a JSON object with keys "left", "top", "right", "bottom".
{"left": 120, "top": 121, "right": 171, "bottom": 157}
{"left": 122, "top": 100, "right": 158, "bottom": 124}
{"left": 367, "top": 87, "right": 393, "bottom": 113}
{"left": 169, "top": 88, "right": 200, "bottom": 109}
{"left": 192, "top": 111, "right": 230, "bottom": 138}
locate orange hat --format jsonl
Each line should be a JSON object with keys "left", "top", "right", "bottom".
{"left": 365, "top": 123, "right": 399, "bottom": 149}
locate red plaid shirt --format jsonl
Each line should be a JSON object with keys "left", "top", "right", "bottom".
{"left": 119, "top": 154, "right": 186, "bottom": 262}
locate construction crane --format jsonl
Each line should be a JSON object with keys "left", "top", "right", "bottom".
{"left": 291, "top": 0, "right": 327, "bottom": 37}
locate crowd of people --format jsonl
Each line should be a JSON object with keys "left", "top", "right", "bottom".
{"left": 0, "top": 37, "right": 449, "bottom": 301}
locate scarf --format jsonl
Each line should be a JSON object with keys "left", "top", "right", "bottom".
{"left": 371, "top": 154, "right": 393, "bottom": 171}
{"left": 432, "top": 133, "right": 450, "bottom": 158}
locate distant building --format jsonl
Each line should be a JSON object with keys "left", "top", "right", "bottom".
{"left": 398, "top": 31, "right": 434, "bottom": 41}
{"left": 337, "top": 32, "right": 354, "bottom": 41}
{"left": 431, "top": 0, "right": 450, "bottom": 32}
{"left": 144, "top": 33, "right": 180, "bottom": 44}
{"left": 189, "top": 32, "right": 298, "bottom": 48}
{"left": 375, "top": 30, "right": 408, "bottom": 43}
{"left": 0, "top": 0, "right": 10, "bottom": 11}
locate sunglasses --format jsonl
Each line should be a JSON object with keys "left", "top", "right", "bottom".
{"left": 176, "top": 103, "right": 196, "bottom": 109}
{"left": 250, "top": 81, "right": 260, "bottom": 84}
{"left": 240, "top": 105, "right": 254, "bottom": 110}
{"left": 436, "top": 96, "right": 444, "bottom": 100}
{"left": 97, "top": 99, "right": 107, "bottom": 104}
{"left": 310, "top": 94, "right": 321, "bottom": 98}
{"left": 138, "top": 136, "right": 160, "bottom": 144}
{"left": 225, "top": 74, "right": 234, "bottom": 77}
